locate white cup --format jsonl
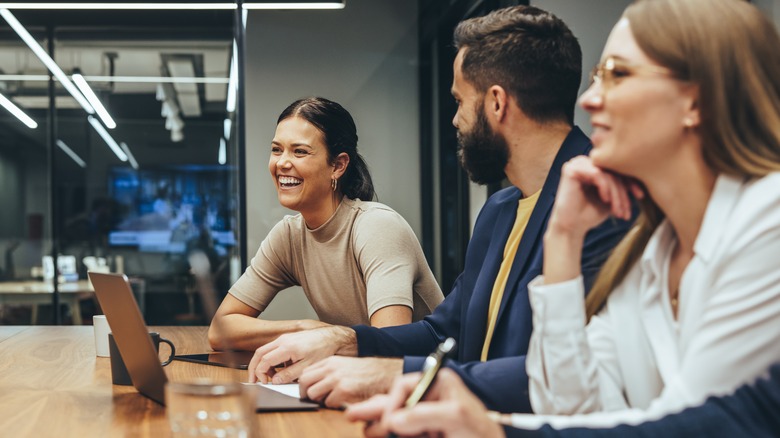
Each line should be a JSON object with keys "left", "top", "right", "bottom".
{"left": 93, "top": 315, "right": 112, "bottom": 357}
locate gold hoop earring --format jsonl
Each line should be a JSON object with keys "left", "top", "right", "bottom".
{"left": 331, "top": 178, "right": 338, "bottom": 192}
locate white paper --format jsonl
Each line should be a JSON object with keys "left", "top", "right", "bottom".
{"left": 262, "top": 383, "right": 301, "bottom": 398}
{"left": 242, "top": 382, "right": 301, "bottom": 399}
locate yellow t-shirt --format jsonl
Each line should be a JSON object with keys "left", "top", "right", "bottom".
{"left": 480, "top": 190, "right": 540, "bottom": 361}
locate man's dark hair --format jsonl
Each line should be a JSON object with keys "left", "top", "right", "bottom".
{"left": 454, "top": 5, "right": 582, "bottom": 124}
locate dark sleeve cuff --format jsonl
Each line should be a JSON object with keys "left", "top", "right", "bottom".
{"left": 352, "top": 322, "right": 440, "bottom": 358}
{"left": 352, "top": 324, "right": 382, "bottom": 357}
{"left": 403, "top": 356, "right": 426, "bottom": 374}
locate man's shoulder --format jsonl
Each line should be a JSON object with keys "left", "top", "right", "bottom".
{"left": 562, "top": 125, "right": 592, "bottom": 154}
{"left": 485, "top": 186, "right": 522, "bottom": 207}
{"left": 550, "top": 126, "right": 592, "bottom": 171}
{"left": 469, "top": 187, "right": 522, "bottom": 235}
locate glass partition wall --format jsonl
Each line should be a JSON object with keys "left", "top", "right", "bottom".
{"left": 0, "top": 8, "right": 240, "bottom": 325}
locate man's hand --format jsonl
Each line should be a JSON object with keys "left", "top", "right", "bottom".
{"left": 247, "top": 325, "right": 357, "bottom": 384}
{"left": 298, "top": 357, "right": 402, "bottom": 408}
{"left": 346, "top": 369, "right": 505, "bottom": 438}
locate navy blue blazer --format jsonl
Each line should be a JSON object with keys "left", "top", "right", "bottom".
{"left": 353, "top": 126, "right": 632, "bottom": 413}
{"left": 507, "top": 363, "right": 780, "bottom": 437}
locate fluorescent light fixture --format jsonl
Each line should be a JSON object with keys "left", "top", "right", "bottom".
{"left": 166, "top": 114, "right": 184, "bottom": 131}
{"left": 56, "top": 140, "right": 87, "bottom": 168}
{"left": 88, "top": 115, "right": 127, "bottom": 161}
{"left": 223, "top": 118, "right": 232, "bottom": 140}
{"left": 244, "top": 2, "right": 345, "bottom": 9}
{"left": 218, "top": 138, "right": 227, "bottom": 165}
{"left": 171, "top": 128, "right": 184, "bottom": 142}
{"left": 165, "top": 58, "right": 201, "bottom": 116}
{"left": 156, "top": 84, "right": 166, "bottom": 101}
{"left": 0, "top": 9, "right": 94, "bottom": 115}
{"left": 0, "top": 74, "right": 229, "bottom": 84}
{"left": 161, "top": 101, "right": 171, "bottom": 117}
{"left": 226, "top": 40, "right": 238, "bottom": 113}
{"left": 0, "top": 2, "right": 343, "bottom": 10}
{"left": 0, "top": 74, "right": 49, "bottom": 81}
{"left": 0, "top": 3, "right": 237, "bottom": 10}
{"left": 11, "top": 95, "right": 81, "bottom": 109}
{"left": 73, "top": 73, "right": 116, "bottom": 129}
{"left": 0, "top": 92, "right": 37, "bottom": 128}
{"left": 88, "top": 76, "right": 227, "bottom": 84}
{"left": 120, "top": 142, "right": 139, "bottom": 170}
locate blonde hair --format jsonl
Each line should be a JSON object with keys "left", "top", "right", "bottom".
{"left": 586, "top": 0, "right": 780, "bottom": 320}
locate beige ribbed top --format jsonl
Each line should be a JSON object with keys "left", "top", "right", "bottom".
{"left": 230, "top": 198, "right": 444, "bottom": 325}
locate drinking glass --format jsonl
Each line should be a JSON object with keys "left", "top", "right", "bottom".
{"left": 165, "top": 380, "right": 256, "bottom": 437}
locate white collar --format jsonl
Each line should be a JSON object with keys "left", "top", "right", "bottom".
{"left": 639, "top": 173, "right": 744, "bottom": 273}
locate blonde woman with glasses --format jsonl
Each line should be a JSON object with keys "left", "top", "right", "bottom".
{"left": 523, "top": 0, "right": 780, "bottom": 428}
{"left": 346, "top": 0, "right": 780, "bottom": 435}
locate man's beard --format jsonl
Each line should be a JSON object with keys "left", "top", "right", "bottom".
{"left": 457, "top": 105, "right": 509, "bottom": 185}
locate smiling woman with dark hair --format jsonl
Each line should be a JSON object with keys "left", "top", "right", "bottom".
{"left": 208, "top": 97, "right": 443, "bottom": 352}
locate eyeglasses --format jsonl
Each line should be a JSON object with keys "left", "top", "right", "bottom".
{"left": 589, "top": 56, "right": 676, "bottom": 91}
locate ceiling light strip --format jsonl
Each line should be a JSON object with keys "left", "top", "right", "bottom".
{"left": 88, "top": 115, "right": 127, "bottom": 161}
{"left": 218, "top": 138, "right": 227, "bottom": 165}
{"left": 0, "top": 3, "right": 237, "bottom": 10}
{"left": 56, "top": 140, "right": 87, "bottom": 168}
{"left": 223, "top": 118, "right": 232, "bottom": 139}
{"left": 0, "top": 92, "right": 38, "bottom": 128}
{"left": 120, "top": 142, "right": 139, "bottom": 170}
{"left": 0, "top": 74, "right": 49, "bottom": 81}
{"left": 243, "top": 2, "right": 344, "bottom": 9}
{"left": 87, "top": 76, "right": 230, "bottom": 84}
{"left": 0, "top": 74, "right": 229, "bottom": 84}
{"left": 73, "top": 73, "right": 116, "bottom": 129}
{"left": 0, "top": 9, "right": 95, "bottom": 115}
{"left": 226, "top": 40, "right": 237, "bottom": 113}
{"left": 0, "top": 2, "right": 344, "bottom": 10}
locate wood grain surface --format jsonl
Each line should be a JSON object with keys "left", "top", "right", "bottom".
{"left": 0, "top": 326, "right": 364, "bottom": 437}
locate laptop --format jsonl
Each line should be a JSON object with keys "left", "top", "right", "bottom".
{"left": 88, "top": 271, "right": 318, "bottom": 411}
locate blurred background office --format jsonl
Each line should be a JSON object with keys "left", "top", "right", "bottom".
{"left": 1, "top": 0, "right": 778, "bottom": 326}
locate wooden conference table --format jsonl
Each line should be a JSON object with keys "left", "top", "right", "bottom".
{"left": 0, "top": 325, "right": 364, "bottom": 437}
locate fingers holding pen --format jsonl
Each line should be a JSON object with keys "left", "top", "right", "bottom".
{"left": 348, "top": 370, "right": 502, "bottom": 438}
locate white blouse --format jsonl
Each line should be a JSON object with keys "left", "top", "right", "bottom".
{"left": 513, "top": 173, "right": 780, "bottom": 430}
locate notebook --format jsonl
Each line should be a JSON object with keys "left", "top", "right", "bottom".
{"left": 88, "top": 271, "right": 318, "bottom": 411}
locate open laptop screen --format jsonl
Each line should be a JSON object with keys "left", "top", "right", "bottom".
{"left": 89, "top": 272, "right": 167, "bottom": 405}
